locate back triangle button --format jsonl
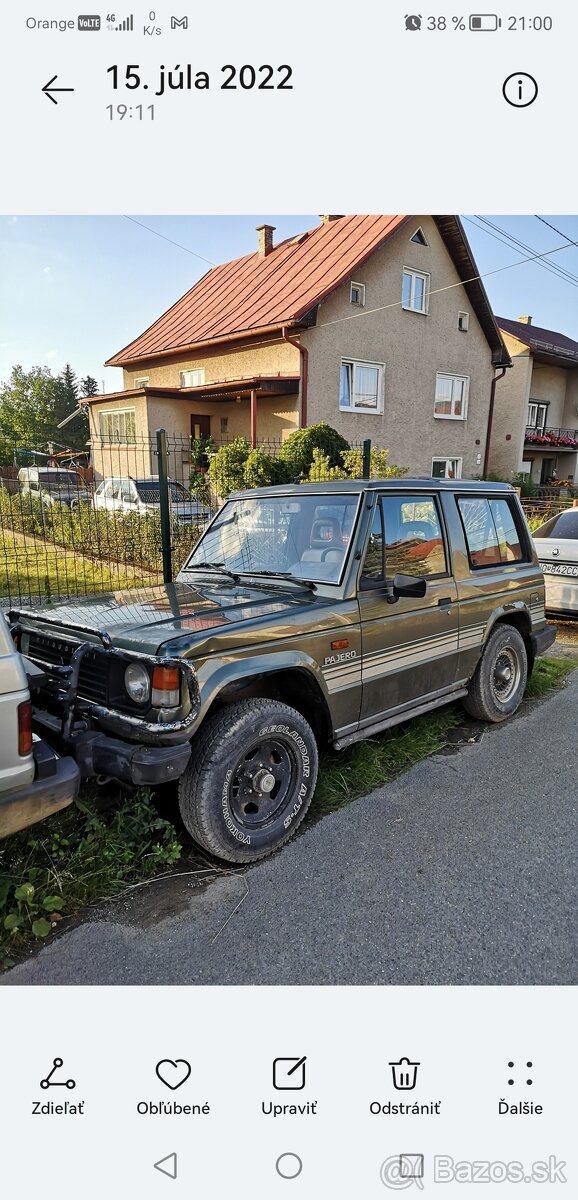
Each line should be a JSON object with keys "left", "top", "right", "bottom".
{"left": 154, "top": 1153, "right": 177, "bottom": 1180}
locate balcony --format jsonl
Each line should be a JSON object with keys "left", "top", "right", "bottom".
{"left": 524, "top": 427, "right": 578, "bottom": 450}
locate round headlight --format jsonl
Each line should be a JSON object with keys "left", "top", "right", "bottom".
{"left": 124, "top": 662, "right": 151, "bottom": 705}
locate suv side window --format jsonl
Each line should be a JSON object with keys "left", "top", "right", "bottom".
{"left": 362, "top": 494, "right": 448, "bottom": 584}
{"left": 457, "top": 496, "right": 526, "bottom": 568}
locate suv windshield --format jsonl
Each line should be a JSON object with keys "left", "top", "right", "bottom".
{"left": 38, "top": 471, "right": 79, "bottom": 488}
{"left": 182, "top": 493, "right": 360, "bottom": 584}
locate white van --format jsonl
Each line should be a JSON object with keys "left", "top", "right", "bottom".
{"left": 18, "top": 466, "right": 90, "bottom": 508}
{"left": 0, "top": 614, "right": 79, "bottom": 837}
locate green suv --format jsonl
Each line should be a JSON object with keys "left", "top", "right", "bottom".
{"left": 9, "top": 479, "right": 555, "bottom": 862}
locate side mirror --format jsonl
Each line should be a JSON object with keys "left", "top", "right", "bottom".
{"left": 393, "top": 573, "right": 427, "bottom": 599}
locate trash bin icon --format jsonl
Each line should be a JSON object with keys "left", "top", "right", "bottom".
{"left": 389, "top": 1056, "right": 420, "bottom": 1090}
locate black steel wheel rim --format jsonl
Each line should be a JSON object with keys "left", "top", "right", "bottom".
{"left": 228, "top": 735, "right": 301, "bottom": 829}
{"left": 491, "top": 646, "right": 521, "bottom": 702}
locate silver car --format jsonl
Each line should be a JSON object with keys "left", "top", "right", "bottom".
{"left": 0, "top": 614, "right": 79, "bottom": 837}
{"left": 533, "top": 507, "right": 578, "bottom": 616}
{"left": 93, "top": 476, "right": 210, "bottom": 526}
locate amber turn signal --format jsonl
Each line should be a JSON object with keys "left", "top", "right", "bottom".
{"left": 151, "top": 665, "right": 181, "bottom": 708}
{"left": 18, "top": 701, "right": 33, "bottom": 757}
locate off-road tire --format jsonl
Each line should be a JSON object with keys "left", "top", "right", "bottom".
{"left": 463, "top": 624, "right": 528, "bottom": 723}
{"left": 178, "top": 699, "right": 319, "bottom": 863}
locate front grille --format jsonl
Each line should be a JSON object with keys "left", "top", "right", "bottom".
{"left": 27, "top": 632, "right": 109, "bottom": 705}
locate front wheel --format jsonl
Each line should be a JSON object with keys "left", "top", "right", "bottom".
{"left": 178, "top": 699, "right": 319, "bottom": 863}
{"left": 463, "top": 624, "right": 528, "bottom": 723}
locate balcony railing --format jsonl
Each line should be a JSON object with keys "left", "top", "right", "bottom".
{"left": 524, "top": 426, "right": 578, "bottom": 449}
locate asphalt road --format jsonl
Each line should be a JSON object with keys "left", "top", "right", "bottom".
{"left": 4, "top": 669, "right": 576, "bottom": 988}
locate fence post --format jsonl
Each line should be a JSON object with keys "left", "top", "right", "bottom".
{"left": 362, "top": 438, "right": 371, "bottom": 480}
{"left": 156, "top": 428, "right": 173, "bottom": 584}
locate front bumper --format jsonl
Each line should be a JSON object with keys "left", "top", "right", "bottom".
{"left": 32, "top": 709, "right": 192, "bottom": 786}
{"left": 530, "top": 623, "right": 557, "bottom": 657}
{"left": 0, "top": 740, "right": 79, "bottom": 838}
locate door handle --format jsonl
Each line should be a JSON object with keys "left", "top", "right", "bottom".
{"left": 438, "top": 597, "right": 453, "bottom": 607}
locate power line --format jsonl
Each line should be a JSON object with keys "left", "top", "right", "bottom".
{"left": 122, "top": 215, "right": 215, "bottom": 267}
{"left": 468, "top": 216, "right": 578, "bottom": 288}
{"left": 534, "top": 213, "right": 578, "bottom": 248}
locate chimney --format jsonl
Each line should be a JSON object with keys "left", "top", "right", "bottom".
{"left": 518, "top": 315, "right": 533, "bottom": 324}
{"left": 256, "top": 224, "right": 275, "bottom": 257}
{"left": 319, "top": 215, "right": 344, "bottom": 224}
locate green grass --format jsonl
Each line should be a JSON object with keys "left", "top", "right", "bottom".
{"left": 1, "top": 528, "right": 151, "bottom": 603}
{"left": 0, "top": 789, "right": 182, "bottom": 968}
{"left": 524, "top": 654, "right": 575, "bottom": 698}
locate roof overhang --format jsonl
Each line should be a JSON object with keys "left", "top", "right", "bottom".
{"left": 83, "top": 377, "right": 300, "bottom": 406}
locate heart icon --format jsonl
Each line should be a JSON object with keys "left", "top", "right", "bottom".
{"left": 155, "top": 1059, "right": 192, "bottom": 1090}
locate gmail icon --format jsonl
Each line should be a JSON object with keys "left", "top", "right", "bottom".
{"left": 171, "top": 15, "right": 189, "bottom": 28}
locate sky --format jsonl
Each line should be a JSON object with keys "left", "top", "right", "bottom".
{"left": 1, "top": 214, "right": 577, "bottom": 393}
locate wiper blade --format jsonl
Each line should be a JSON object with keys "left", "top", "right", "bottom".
{"left": 237, "top": 571, "right": 317, "bottom": 591}
{"left": 186, "top": 562, "right": 240, "bottom": 582}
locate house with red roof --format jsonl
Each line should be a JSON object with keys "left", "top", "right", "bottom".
{"left": 86, "top": 215, "right": 510, "bottom": 481}
{"left": 489, "top": 316, "right": 578, "bottom": 485}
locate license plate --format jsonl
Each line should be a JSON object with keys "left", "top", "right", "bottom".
{"left": 540, "top": 561, "right": 578, "bottom": 577}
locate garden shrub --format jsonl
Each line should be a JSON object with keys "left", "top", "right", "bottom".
{"left": 277, "top": 423, "right": 350, "bottom": 480}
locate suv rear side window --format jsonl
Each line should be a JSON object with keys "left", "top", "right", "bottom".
{"left": 458, "top": 496, "right": 525, "bottom": 568}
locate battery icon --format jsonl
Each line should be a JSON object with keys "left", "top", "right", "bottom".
{"left": 469, "top": 14, "right": 501, "bottom": 30}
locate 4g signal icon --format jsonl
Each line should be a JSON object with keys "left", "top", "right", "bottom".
{"left": 106, "top": 12, "right": 134, "bottom": 31}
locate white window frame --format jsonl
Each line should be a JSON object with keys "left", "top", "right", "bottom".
{"left": 457, "top": 311, "right": 470, "bottom": 332}
{"left": 434, "top": 372, "right": 469, "bottom": 421}
{"left": 180, "top": 368, "right": 205, "bottom": 388}
{"left": 339, "top": 358, "right": 385, "bottom": 414}
{"left": 98, "top": 407, "right": 136, "bottom": 444}
{"left": 432, "top": 457, "right": 463, "bottom": 480}
{"left": 527, "top": 401, "right": 548, "bottom": 432}
{"left": 402, "top": 266, "right": 430, "bottom": 314}
{"left": 134, "top": 376, "right": 149, "bottom": 388}
{"left": 410, "top": 226, "right": 429, "bottom": 246}
{"left": 349, "top": 281, "right": 366, "bottom": 307}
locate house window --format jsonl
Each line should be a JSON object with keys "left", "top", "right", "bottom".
{"left": 350, "top": 281, "right": 365, "bottom": 307}
{"left": 458, "top": 311, "right": 470, "bottom": 332}
{"left": 180, "top": 369, "right": 205, "bottom": 388}
{"left": 434, "top": 373, "right": 469, "bottom": 420}
{"left": 527, "top": 401, "right": 548, "bottom": 433}
{"left": 220, "top": 417, "right": 229, "bottom": 434}
{"left": 98, "top": 408, "right": 136, "bottom": 444}
{"left": 340, "top": 359, "right": 384, "bottom": 413}
{"left": 410, "top": 227, "right": 428, "bottom": 246}
{"left": 134, "top": 376, "right": 149, "bottom": 388}
{"left": 402, "top": 267, "right": 430, "bottom": 313}
{"left": 432, "top": 457, "right": 462, "bottom": 479}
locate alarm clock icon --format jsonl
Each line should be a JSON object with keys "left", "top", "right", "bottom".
{"left": 405, "top": 14, "right": 422, "bottom": 30}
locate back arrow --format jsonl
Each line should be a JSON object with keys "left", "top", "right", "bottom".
{"left": 42, "top": 75, "right": 75, "bottom": 105}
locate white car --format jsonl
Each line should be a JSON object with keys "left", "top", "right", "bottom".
{"left": 93, "top": 476, "right": 210, "bottom": 526}
{"left": 533, "top": 507, "right": 578, "bottom": 616}
{"left": 0, "top": 614, "right": 79, "bottom": 837}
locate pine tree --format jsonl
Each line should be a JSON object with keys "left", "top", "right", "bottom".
{"left": 79, "top": 375, "right": 99, "bottom": 398}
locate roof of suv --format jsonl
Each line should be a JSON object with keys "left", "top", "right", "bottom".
{"left": 231, "top": 478, "right": 516, "bottom": 499}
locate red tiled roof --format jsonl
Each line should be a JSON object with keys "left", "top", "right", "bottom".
{"left": 106, "top": 216, "right": 409, "bottom": 366}
{"left": 497, "top": 317, "right": 578, "bottom": 360}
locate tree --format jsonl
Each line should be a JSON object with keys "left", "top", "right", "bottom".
{"left": 0, "top": 363, "right": 89, "bottom": 463}
{"left": 79, "top": 375, "right": 99, "bottom": 398}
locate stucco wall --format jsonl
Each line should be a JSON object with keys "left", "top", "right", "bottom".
{"left": 529, "top": 363, "right": 569, "bottom": 425}
{"left": 122, "top": 338, "right": 299, "bottom": 390}
{"left": 300, "top": 215, "right": 495, "bottom": 478}
{"left": 88, "top": 394, "right": 151, "bottom": 481}
{"left": 488, "top": 336, "right": 532, "bottom": 478}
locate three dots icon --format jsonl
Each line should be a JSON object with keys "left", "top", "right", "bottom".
{"left": 507, "top": 1061, "right": 533, "bottom": 1086}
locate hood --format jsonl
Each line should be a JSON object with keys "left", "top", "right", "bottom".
{"left": 15, "top": 581, "right": 317, "bottom": 657}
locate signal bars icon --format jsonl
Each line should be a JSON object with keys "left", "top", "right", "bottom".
{"left": 107, "top": 13, "right": 134, "bottom": 31}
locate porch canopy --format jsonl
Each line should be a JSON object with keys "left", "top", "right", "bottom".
{"left": 180, "top": 375, "right": 300, "bottom": 447}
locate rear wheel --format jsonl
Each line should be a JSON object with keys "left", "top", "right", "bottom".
{"left": 463, "top": 624, "right": 528, "bottom": 722}
{"left": 179, "top": 699, "right": 318, "bottom": 863}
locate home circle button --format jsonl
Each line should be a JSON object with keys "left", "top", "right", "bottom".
{"left": 276, "top": 1153, "right": 303, "bottom": 1179}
